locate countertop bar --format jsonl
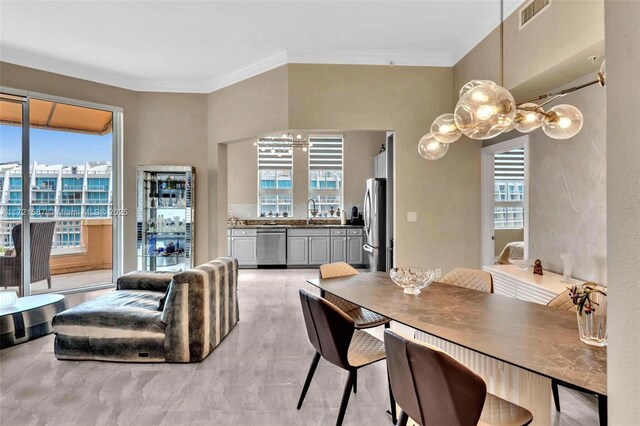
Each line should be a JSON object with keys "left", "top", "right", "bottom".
{"left": 307, "top": 272, "right": 607, "bottom": 396}
{"left": 228, "top": 224, "right": 364, "bottom": 229}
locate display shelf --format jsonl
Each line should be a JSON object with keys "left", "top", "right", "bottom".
{"left": 137, "top": 165, "right": 195, "bottom": 272}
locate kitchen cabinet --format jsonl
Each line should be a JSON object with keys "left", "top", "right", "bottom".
{"left": 347, "top": 235, "right": 364, "bottom": 265}
{"left": 287, "top": 236, "right": 309, "bottom": 265}
{"left": 331, "top": 237, "right": 347, "bottom": 263}
{"left": 230, "top": 236, "right": 257, "bottom": 266}
{"left": 373, "top": 151, "right": 386, "bottom": 179}
{"left": 309, "top": 236, "right": 331, "bottom": 264}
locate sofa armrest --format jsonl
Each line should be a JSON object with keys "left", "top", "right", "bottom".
{"left": 116, "top": 271, "right": 175, "bottom": 292}
{"left": 161, "top": 257, "right": 239, "bottom": 362}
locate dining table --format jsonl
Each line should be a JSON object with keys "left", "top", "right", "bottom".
{"left": 307, "top": 272, "right": 607, "bottom": 426}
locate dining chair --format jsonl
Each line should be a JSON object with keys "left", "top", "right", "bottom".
{"left": 440, "top": 267, "right": 493, "bottom": 293}
{"left": 319, "top": 262, "right": 391, "bottom": 329}
{"left": 0, "top": 222, "right": 56, "bottom": 295}
{"left": 547, "top": 290, "right": 607, "bottom": 425}
{"left": 297, "top": 288, "right": 396, "bottom": 426}
{"left": 384, "top": 329, "right": 533, "bottom": 426}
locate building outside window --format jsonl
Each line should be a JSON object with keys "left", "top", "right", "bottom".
{"left": 62, "top": 177, "right": 83, "bottom": 190}
{"left": 308, "top": 136, "right": 343, "bottom": 216}
{"left": 494, "top": 147, "right": 524, "bottom": 229}
{"left": 257, "top": 144, "right": 293, "bottom": 216}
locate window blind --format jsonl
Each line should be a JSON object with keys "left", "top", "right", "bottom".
{"left": 257, "top": 146, "right": 293, "bottom": 170}
{"left": 309, "top": 136, "right": 343, "bottom": 170}
{"left": 495, "top": 148, "right": 524, "bottom": 180}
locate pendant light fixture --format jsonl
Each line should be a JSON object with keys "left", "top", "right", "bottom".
{"left": 418, "top": 0, "right": 606, "bottom": 160}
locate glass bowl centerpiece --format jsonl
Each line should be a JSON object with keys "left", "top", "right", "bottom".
{"left": 390, "top": 267, "right": 435, "bottom": 294}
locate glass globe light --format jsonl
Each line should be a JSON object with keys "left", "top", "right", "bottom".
{"left": 459, "top": 80, "right": 496, "bottom": 99}
{"left": 454, "top": 83, "right": 516, "bottom": 140}
{"left": 418, "top": 132, "right": 449, "bottom": 160}
{"left": 542, "top": 104, "right": 584, "bottom": 139}
{"left": 515, "top": 103, "right": 545, "bottom": 133}
{"left": 430, "top": 113, "right": 462, "bottom": 144}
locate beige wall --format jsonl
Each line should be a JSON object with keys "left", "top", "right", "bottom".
{"left": 605, "top": 1, "right": 640, "bottom": 424}
{"left": 454, "top": 0, "right": 605, "bottom": 102}
{"left": 529, "top": 73, "right": 606, "bottom": 283}
{"left": 226, "top": 130, "right": 385, "bottom": 219}
{"left": 287, "top": 64, "right": 481, "bottom": 271}
{"left": 0, "top": 62, "right": 209, "bottom": 272}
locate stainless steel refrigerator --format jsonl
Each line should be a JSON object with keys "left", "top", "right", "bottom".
{"left": 363, "top": 178, "right": 386, "bottom": 272}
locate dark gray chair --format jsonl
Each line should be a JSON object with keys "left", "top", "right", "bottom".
{"left": 384, "top": 329, "right": 533, "bottom": 426}
{"left": 297, "top": 288, "right": 396, "bottom": 426}
{"left": 0, "top": 222, "right": 56, "bottom": 294}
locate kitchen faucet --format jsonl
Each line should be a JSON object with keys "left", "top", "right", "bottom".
{"left": 307, "top": 199, "right": 317, "bottom": 225}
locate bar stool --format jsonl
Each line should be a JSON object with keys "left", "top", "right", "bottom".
{"left": 440, "top": 267, "right": 493, "bottom": 293}
{"left": 297, "top": 288, "right": 396, "bottom": 426}
{"left": 319, "top": 262, "right": 391, "bottom": 329}
{"left": 384, "top": 329, "right": 533, "bottom": 426}
{"left": 547, "top": 290, "right": 607, "bottom": 426}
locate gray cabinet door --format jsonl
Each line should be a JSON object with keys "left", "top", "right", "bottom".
{"left": 231, "top": 236, "right": 257, "bottom": 265}
{"left": 287, "top": 236, "right": 309, "bottom": 265}
{"left": 309, "top": 237, "right": 331, "bottom": 265}
{"left": 331, "top": 237, "right": 347, "bottom": 263}
{"left": 347, "top": 236, "right": 364, "bottom": 265}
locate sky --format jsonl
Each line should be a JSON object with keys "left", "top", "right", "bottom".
{"left": 0, "top": 125, "right": 112, "bottom": 165}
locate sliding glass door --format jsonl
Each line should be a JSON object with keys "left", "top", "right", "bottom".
{"left": 0, "top": 90, "right": 122, "bottom": 296}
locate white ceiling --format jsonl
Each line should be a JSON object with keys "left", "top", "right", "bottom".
{"left": 0, "top": 0, "right": 521, "bottom": 93}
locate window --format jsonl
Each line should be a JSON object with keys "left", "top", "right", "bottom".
{"left": 308, "top": 136, "right": 343, "bottom": 217}
{"left": 257, "top": 145, "right": 293, "bottom": 216}
{"left": 494, "top": 148, "right": 524, "bottom": 229}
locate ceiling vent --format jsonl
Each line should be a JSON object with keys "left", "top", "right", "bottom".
{"left": 519, "top": 0, "right": 551, "bottom": 30}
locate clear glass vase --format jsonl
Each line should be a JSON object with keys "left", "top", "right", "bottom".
{"left": 576, "top": 286, "right": 607, "bottom": 347}
{"left": 560, "top": 251, "right": 574, "bottom": 283}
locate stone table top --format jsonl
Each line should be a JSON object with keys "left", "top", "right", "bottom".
{"left": 307, "top": 272, "right": 607, "bottom": 396}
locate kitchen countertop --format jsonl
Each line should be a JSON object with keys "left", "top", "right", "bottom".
{"left": 228, "top": 224, "right": 363, "bottom": 229}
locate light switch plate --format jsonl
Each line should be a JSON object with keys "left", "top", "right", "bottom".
{"left": 407, "top": 212, "right": 418, "bottom": 222}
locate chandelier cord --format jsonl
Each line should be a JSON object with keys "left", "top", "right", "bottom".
{"left": 499, "top": 0, "right": 504, "bottom": 87}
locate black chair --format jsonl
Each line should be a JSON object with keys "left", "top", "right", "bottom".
{"left": 297, "top": 288, "right": 396, "bottom": 426}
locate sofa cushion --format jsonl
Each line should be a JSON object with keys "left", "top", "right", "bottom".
{"left": 52, "top": 290, "right": 168, "bottom": 362}
{"left": 53, "top": 290, "right": 166, "bottom": 339}
{"left": 116, "top": 271, "right": 175, "bottom": 292}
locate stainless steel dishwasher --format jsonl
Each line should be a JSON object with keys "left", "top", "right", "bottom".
{"left": 256, "top": 228, "right": 287, "bottom": 265}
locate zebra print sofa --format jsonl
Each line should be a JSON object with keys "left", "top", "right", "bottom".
{"left": 52, "top": 257, "right": 239, "bottom": 363}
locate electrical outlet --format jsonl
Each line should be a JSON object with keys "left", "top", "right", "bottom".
{"left": 435, "top": 268, "right": 442, "bottom": 280}
{"left": 407, "top": 212, "right": 418, "bottom": 222}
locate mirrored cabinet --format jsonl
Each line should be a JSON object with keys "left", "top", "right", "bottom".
{"left": 137, "top": 165, "right": 195, "bottom": 272}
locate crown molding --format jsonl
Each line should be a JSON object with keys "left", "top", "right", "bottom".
{"left": 2, "top": 46, "right": 460, "bottom": 94}
{"left": 204, "top": 51, "right": 288, "bottom": 93}
{"left": 286, "top": 49, "right": 453, "bottom": 67}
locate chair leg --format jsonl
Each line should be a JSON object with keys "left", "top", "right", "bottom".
{"left": 297, "top": 352, "right": 321, "bottom": 410}
{"left": 387, "top": 367, "right": 397, "bottom": 424}
{"left": 47, "top": 277, "right": 52, "bottom": 289}
{"left": 384, "top": 322, "right": 390, "bottom": 329}
{"left": 598, "top": 395, "right": 607, "bottom": 426}
{"left": 353, "top": 369, "right": 357, "bottom": 394}
{"left": 397, "top": 411, "right": 409, "bottom": 426}
{"left": 336, "top": 370, "right": 355, "bottom": 426}
{"left": 551, "top": 379, "right": 561, "bottom": 412}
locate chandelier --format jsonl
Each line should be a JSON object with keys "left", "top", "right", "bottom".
{"left": 255, "top": 133, "right": 310, "bottom": 156}
{"left": 419, "top": 0, "right": 607, "bottom": 161}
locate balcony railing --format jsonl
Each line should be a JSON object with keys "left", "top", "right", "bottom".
{"left": 87, "top": 186, "right": 109, "bottom": 191}
{"left": 60, "top": 199, "right": 83, "bottom": 204}
{"left": 86, "top": 199, "right": 109, "bottom": 204}
{"left": 62, "top": 186, "right": 83, "bottom": 191}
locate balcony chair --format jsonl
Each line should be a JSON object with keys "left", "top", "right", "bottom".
{"left": 440, "top": 267, "right": 493, "bottom": 293}
{"left": 297, "top": 288, "right": 396, "bottom": 426}
{"left": 319, "top": 262, "right": 391, "bottom": 329}
{"left": 384, "top": 329, "right": 533, "bottom": 426}
{"left": 0, "top": 222, "right": 56, "bottom": 295}
{"left": 547, "top": 290, "right": 607, "bottom": 425}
